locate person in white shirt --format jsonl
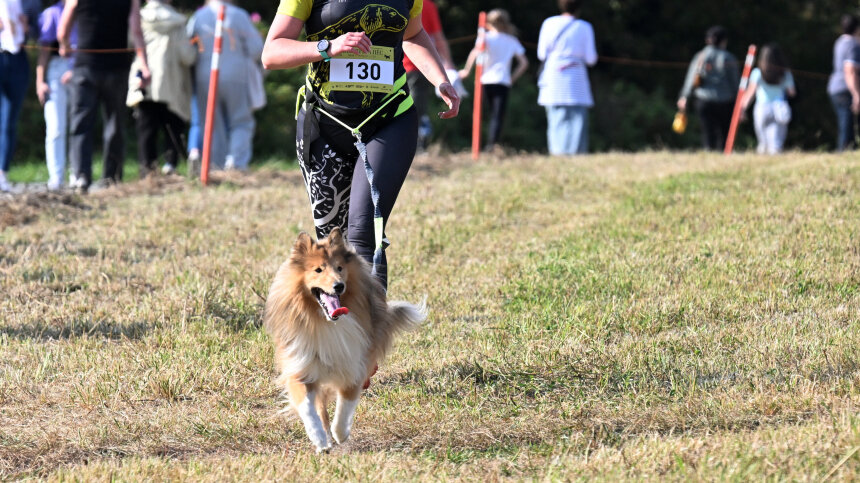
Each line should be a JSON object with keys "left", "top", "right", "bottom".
{"left": 459, "top": 8, "right": 528, "bottom": 152}
{"left": 0, "top": 0, "right": 30, "bottom": 191}
{"left": 537, "top": 0, "right": 597, "bottom": 155}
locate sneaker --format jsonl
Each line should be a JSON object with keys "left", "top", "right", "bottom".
{"left": 0, "top": 172, "right": 10, "bottom": 192}
{"left": 47, "top": 180, "right": 62, "bottom": 191}
{"left": 69, "top": 174, "right": 89, "bottom": 194}
{"left": 161, "top": 163, "right": 177, "bottom": 175}
{"left": 224, "top": 155, "right": 236, "bottom": 171}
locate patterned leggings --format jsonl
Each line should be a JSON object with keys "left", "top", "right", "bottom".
{"left": 296, "top": 106, "right": 418, "bottom": 288}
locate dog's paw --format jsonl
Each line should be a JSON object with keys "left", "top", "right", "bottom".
{"left": 315, "top": 443, "right": 332, "bottom": 454}
{"left": 332, "top": 424, "right": 351, "bottom": 445}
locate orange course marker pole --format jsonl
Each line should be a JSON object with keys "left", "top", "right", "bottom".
{"left": 724, "top": 44, "right": 756, "bottom": 155}
{"left": 201, "top": 3, "right": 226, "bottom": 185}
{"left": 471, "top": 11, "right": 487, "bottom": 160}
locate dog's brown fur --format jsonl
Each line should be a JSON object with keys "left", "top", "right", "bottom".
{"left": 264, "top": 228, "right": 424, "bottom": 449}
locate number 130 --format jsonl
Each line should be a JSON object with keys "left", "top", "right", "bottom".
{"left": 346, "top": 62, "right": 382, "bottom": 81}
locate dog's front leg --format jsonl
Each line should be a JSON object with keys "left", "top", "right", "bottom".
{"left": 331, "top": 385, "right": 361, "bottom": 445}
{"left": 288, "top": 377, "right": 331, "bottom": 452}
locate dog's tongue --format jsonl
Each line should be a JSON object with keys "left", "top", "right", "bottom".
{"left": 320, "top": 293, "right": 349, "bottom": 319}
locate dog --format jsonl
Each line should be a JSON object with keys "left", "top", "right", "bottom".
{"left": 264, "top": 228, "right": 425, "bottom": 452}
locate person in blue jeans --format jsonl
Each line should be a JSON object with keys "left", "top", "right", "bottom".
{"left": 0, "top": 0, "right": 30, "bottom": 192}
{"left": 537, "top": 0, "right": 598, "bottom": 156}
{"left": 827, "top": 14, "right": 860, "bottom": 151}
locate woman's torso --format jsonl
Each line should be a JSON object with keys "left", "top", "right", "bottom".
{"left": 299, "top": 0, "right": 417, "bottom": 112}
{"left": 481, "top": 31, "right": 524, "bottom": 87}
{"left": 828, "top": 34, "right": 860, "bottom": 95}
{"left": 537, "top": 15, "right": 596, "bottom": 106}
{"left": 752, "top": 67, "right": 794, "bottom": 105}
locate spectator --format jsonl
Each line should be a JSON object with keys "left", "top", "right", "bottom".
{"left": 21, "top": 0, "right": 41, "bottom": 41}
{"left": 187, "top": 0, "right": 263, "bottom": 172}
{"left": 740, "top": 44, "right": 796, "bottom": 155}
{"left": 127, "top": 0, "right": 197, "bottom": 177}
{"left": 59, "top": 0, "right": 150, "bottom": 193}
{"left": 402, "top": 0, "right": 453, "bottom": 151}
{"left": 537, "top": 0, "right": 597, "bottom": 156}
{"left": 459, "top": 8, "right": 528, "bottom": 152}
{"left": 36, "top": 1, "right": 75, "bottom": 190}
{"left": 0, "top": 0, "right": 30, "bottom": 192}
{"left": 827, "top": 14, "right": 860, "bottom": 151}
{"left": 678, "top": 26, "right": 740, "bottom": 151}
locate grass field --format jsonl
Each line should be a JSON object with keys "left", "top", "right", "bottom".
{"left": 1, "top": 151, "right": 858, "bottom": 481}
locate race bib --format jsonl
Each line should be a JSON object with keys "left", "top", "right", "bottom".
{"left": 327, "top": 46, "right": 395, "bottom": 94}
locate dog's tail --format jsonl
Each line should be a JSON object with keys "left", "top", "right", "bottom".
{"left": 387, "top": 298, "right": 427, "bottom": 333}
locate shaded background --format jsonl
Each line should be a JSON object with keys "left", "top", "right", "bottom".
{"left": 15, "top": 0, "right": 859, "bottom": 163}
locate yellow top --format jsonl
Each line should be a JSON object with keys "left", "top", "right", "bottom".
{"left": 277, "top": 0, "right": 423, "bottom": 21}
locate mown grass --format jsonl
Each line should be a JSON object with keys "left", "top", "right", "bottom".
{"left": 1, "top": 151, "right": 858, "bottom": 481}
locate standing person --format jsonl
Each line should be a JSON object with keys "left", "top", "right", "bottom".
{"left": 59, "top": 0, "right": 150, "bottom": 192}
{"left": 36, "top": 1, "right": 75, "bottom": 190}
{"left": 740, "top": 44, "right": 796, "bottom": 155}
{"left": 0, "top": 0, "right": 30, "bottom": 192}
{"left": 402, "top": 0, "right": 453, "bottom": 151}
{"left": 127, "top": 0, "right": 197, "bottom": 177}
{"left": 678, "top": 26, "right": 740, "bottom": 151}
{"left": 261, "top": 0, "right": 460, "bottom": 289}
{"left": 187, "top": 0, "right": 263, "bottom": 172}
{"left": 537, "top": 0, "right": 597, "bottom": 156}
{"left": 459, "top": 8, "right": 528, "bottom": 152}
{"left": 827, "top": 14, "right": 860, "bottom": 151}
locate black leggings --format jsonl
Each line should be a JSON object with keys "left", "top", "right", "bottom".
{"left": 483, "top": 84, "right": 509, "bottom": 149}
{"left": 296, "top": 106, "right": 418, "bottom": 289}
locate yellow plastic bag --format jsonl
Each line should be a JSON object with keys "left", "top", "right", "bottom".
{"left": 672, "top": 111, "right": 687, "bottom": 134}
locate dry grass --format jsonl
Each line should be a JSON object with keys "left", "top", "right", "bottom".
{"left": 1, "top": 151, "right": 858, "bottom": 481}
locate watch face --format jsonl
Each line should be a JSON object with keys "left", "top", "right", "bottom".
{"left": 317, "top": 39, "right": 329, "bottom": 52}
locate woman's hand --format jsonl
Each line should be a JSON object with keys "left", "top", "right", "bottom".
{"left": 330, "top": 32, "right": 372, "bottom": 57}
{"left": 437, "top": 82, "right": 460, "bottom": 119}
{"left": 37, "top": 81, "right": 51, "bottom": 106}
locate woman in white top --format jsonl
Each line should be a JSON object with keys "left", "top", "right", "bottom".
{"left": 0, "top": 0, "right": 30, "bottom": 191}
{"left": 739, "top": 43, "right": 796, "bottom": 154}
{"left": 537, "top": 0, "right": 597, "bottom": 155}
{"left": 459, "top": 8, "right": 528, "bottom": 152}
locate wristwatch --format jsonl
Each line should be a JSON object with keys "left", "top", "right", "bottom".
{"left": 317, "top": 39, "right": 331, "bottom": 62}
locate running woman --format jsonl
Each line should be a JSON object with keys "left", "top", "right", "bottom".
{"left": 262, "top": 0, "right": 460, "bottom": 289}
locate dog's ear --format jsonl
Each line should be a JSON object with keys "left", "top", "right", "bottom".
{"left": 291, "top": 232, "right": 314, "bottom": 257}
{"left": 328, "top": 227, "right": 345, "bottom": 248}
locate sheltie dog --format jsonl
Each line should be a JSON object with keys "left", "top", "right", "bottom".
{"left": 264, "top": 228, "right": 425, "bottom": 452}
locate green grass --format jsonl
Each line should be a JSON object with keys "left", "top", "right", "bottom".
{"left": 1, "top": 151, "right": 858, "bottom": 480}
{"left": 6, "top": 156, "right": 298, "bottom": 184}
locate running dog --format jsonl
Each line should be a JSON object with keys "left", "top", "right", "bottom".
{"left": 264, "top": 228, "right": 425, "bottom": 452}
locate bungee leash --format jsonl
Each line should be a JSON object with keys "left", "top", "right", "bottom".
{"left": 296, "top": 80, "right": 410, "bottom": 279}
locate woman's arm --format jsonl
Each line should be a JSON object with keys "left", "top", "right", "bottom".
{"left": 261, "top": 14, "right": 371, "bottom": 70}
{"left": 511, "top": 52, "right": 529, "bottom": 83}
{"left": 458, "top": 47, "right": 478, "bottom": 79}
{"left": 402, "top": 16, "right": 459, "bottom": 119}
{"left": 739, "top": 81, "right": 756, "bottom": 112}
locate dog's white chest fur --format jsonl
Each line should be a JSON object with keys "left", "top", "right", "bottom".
{"left": 281, "top": 315, "right": 370, "bottom": 386}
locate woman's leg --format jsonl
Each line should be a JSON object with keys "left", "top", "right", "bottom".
{"left": 296, "top": 107, "right": 358, "bottom": 240}
{"left": 570, "top": 106, "right": 589, "bottom": 154}
{"left": 753, "top": 103, "right": 767, "bottom": 154}
{"left": 136, "top": 101, "right": 160, "bottom": 176}
{"left": 45, "top": 57, "right": 69, "bottom": 188}
{"left": 484, "top": 84, "right": 509, "bottom": 150}
{"left": 348, "top": 108, "right": 418, "bottom": 288}
{"left": 830, "top": 92, "right": 854, "bottom": 151}
{"left": 0, "top": 51, "right": 29, "bottom": 174}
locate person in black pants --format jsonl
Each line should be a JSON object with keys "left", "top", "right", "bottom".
{"left": 459, "top": 9, "right": 528, "bottom": 152}
{"left": 59, "top": 0, "right": 149, "bottom": 192}
{"left": 677, "top": 26, "right": 740, "bottom": 151}
{"left": 262, "top": 0, "right": 460, "bottom": 289}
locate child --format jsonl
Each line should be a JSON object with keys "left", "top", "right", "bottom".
{"left": 460, "top": 8, "right": 528, "bottom": 152}
{"left": 740, "top": 43, "right": 796, "bottom": 154}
